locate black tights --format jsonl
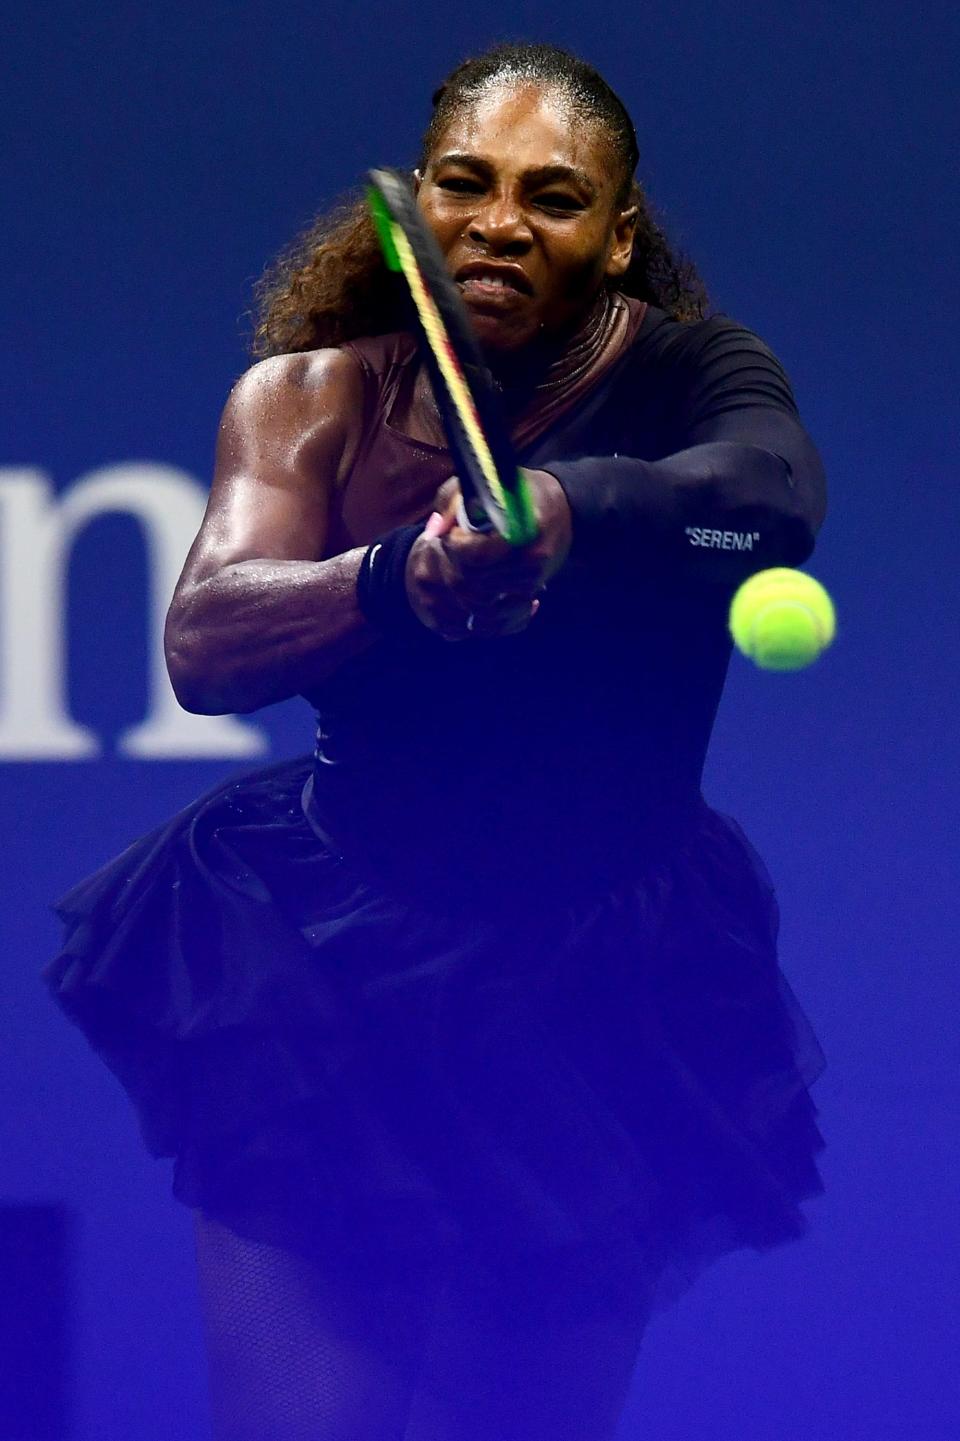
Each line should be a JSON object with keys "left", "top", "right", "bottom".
{"left": 194, "top": 1210, "right": 655, "bottom": 1441}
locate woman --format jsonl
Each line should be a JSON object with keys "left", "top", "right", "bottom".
{"left": 48, "top": 42, "right": 827, "bottom": 1441}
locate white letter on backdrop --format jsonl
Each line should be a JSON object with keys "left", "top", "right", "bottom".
{"left": 0, "top": 466, "right": 266, "bottom": 759}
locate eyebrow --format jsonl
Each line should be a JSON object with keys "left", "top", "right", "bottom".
{"left": 432, "top": 153, "right": 599, "bottom": 198}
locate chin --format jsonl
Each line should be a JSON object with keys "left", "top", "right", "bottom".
{"left": 471, "top": 315, "right": 541, "bottom": 358}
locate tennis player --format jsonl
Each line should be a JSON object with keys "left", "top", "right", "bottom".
{"left": 48, "top": 41, "right": 827, "bottom": 1441}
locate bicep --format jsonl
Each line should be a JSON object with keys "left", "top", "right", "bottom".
{"left": 178, "top": 350, "right": 362, "bottom": 589}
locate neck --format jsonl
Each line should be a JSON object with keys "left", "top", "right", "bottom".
{"left": 485, "top": 289, "right": 618, "bottom": 414}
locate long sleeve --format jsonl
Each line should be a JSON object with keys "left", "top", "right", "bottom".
{"left": 542, "top": 318, "right": 827, "bottom": 585}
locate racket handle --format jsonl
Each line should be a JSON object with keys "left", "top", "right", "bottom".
{"left": 455, "top": 478, "right": 539, "bottom": 545}
{"left": 456, "top": 494, "right": 494, "bottom": 534}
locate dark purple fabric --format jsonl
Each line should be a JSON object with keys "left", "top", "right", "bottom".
{"left": 47, "top": 755, "right": 825, "bottom": 1317}
{"left": 301, "top": 305, "right": 825, "bottom": 888}
{"left": 46, "top": 301, "right": 827, "bottom": 1317}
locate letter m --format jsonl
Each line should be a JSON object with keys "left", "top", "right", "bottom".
{"left": 0, "top": 466, "right": 266, "bottom": 759}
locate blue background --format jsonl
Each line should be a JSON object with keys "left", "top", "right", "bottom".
{"left": 4, "top": 2, "right": 958, "bottom": 1436}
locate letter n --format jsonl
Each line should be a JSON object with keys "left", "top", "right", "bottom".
{"left": 0, "top": 467, "right": 266, "bottom": 759}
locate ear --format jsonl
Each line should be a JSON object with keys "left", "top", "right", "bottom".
{"left": 412, "top": 168, "right": 423, "bottom": 196}
{"left": 605, "top": 204, "right": 639, "bottom": 280}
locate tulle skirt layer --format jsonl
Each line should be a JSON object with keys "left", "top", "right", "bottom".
{"left": 46, "top": 755, "right": 825, "bottom": 1314}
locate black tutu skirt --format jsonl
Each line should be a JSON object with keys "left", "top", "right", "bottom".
{"left": 46, "top": 755, "right": 825, "bottom": 1314}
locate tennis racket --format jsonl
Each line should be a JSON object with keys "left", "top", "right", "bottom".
{"left": 366, "top": 167, "right": 538, "bottom": 546}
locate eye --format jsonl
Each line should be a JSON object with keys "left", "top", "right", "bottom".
{"left": 536, "top": 193, "right": 583, "bottom": 213}
{"left": 437, "top": 176, "right": 483, "bottom": 193}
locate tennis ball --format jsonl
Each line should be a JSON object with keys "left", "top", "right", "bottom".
{"left": 729, "top": 568, "right": 836, "bottom": 671}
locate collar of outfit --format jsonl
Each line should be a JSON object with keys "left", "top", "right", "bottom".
{"left": 404, "top": 288, "right": 637, "bottom": 452}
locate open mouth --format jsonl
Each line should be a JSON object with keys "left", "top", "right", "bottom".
{"left": 454, "top": 263, "right": 533, "bottom": 298}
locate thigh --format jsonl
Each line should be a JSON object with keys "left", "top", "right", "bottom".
{"left": 403, "top": 1238, "right": 657, "bottom": 1441}
{"left": 194, "top": 1210, "right": 448, "bottom": 1441}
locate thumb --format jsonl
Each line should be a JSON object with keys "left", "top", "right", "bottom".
{"left": 424, "top": 509, "right": 454, "bottom": 538}
{"left": 433, "top": 475, "right": 461, "bottom": 512}
{"left": 425, "top": 475, "right": 461, "bottom": 536}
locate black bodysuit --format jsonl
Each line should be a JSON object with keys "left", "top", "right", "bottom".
{"left": 47, "top": 299, "right": 827, "bottom": 1317}
{"left": 303, "top": 300, "right": 824, "bottom": 898}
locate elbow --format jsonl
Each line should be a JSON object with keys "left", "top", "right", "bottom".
{"left": 167, "top": 678, "right": 223, "bottom": 718}
{"left": 782, "top": 472, "right": 827, "bottom": 569}
{"left": 165, "top": 645, "right": 226, "bottom": 716}
{"left": 686, "top": 507, "right": 819, "bottom": 588}
{"left": 164, "top": 607, "right": 234, "bottom": 716}
{"left": 777, "top": 437, "right": 828, "bottom": 557}
{"left": 166, "top": 656, "right": 256, "bottom": 716}
{"left": 781, "top": 512, "right": 818, "bottom": 568}
{"left": 757, "top": 442, "right": 826, "bottom": 570}
{"left": 164, "top": 622, "right": 274, "bottom": 717}
{"left": 738, "top": 509, "right": 817, "bottom": 578}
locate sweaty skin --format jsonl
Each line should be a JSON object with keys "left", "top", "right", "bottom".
{"left": 415, "top": 81, "right": 637, "bottom": 354}
{"left": 166, "top": 84, "right": 633, "bottom": 712}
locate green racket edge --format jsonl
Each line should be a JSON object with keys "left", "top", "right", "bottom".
{"left": 367, "top": 187, "right": 403, "bottom": 271}
{"left": 498, "top": 473, "right": 538, "bottom": 546}
{"left": 367, "top": 185, "right": 538, "bottom": 548}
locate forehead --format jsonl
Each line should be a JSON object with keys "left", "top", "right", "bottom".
{"left": 429, "top": 80, "right": 613, "bottom": 186}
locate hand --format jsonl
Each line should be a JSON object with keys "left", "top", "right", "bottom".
{"left": 404, "top": 469, "right": 572, "bottom": 640}
{"left": 404, "top": 470, "right": 572, "bottom": 641}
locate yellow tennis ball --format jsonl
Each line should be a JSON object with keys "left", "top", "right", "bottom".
{"left": 729, "top": 568, "right": 836, "bottom": 671}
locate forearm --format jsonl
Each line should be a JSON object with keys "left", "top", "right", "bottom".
{"left": 165, "top": 549, "right": 377, "bottom": 714}
{"left": 544, "top": 413, "right": 827, "bottom": 585}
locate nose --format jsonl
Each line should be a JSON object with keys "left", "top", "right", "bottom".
{"left": 467, "top": 190, "right": 532, "bottom": 253}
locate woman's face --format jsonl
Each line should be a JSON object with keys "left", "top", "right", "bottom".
{"left": 416, "top": 82, "right": 637, "bottom": 353}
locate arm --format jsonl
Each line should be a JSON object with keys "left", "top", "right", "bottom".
{"left": 165, "top": 349, "right": 379, "bottom": 715}
{"left": 539, "top": 320, "right": 827, "bottom": 584}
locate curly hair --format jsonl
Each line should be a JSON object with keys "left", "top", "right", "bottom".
{"left": 251, "top": 42, "right": 708, "bottom": 358}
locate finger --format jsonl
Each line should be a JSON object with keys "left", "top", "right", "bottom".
{"left": 441, "top": 532, "right": 535, "bottom": 578}
{"left": 432, "top": 475, "right": 462, "bottom": 515}
{"left": 447, "top": 569, "right": 541, "bottom": 608}
{"left": 496, "top": 604, "right": 539, "bottom": 635}
{"left": 492, "top": 599, "right": 540, "bottom": 634}
{"left": 424, "top": 509, "right": 454, "bottom": 539}
{"left": 465, "top": 595, "right": 540, "bottom": 638}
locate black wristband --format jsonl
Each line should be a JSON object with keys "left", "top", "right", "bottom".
{"left": 355, "top": 522, "right": 427, "bottom": 640}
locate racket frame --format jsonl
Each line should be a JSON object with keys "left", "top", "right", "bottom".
{"left": 367, "top": 168, "right": 537, "bottom": 546}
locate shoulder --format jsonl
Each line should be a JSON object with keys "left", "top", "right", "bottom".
{"left": 633, "top": 306, "right": 784, "bottom": 369}
{"left": 208, "top": 350, "right": 372, "bottom": 495}
{"left": 627, "top": 307, "right": 798, "bottom": 417}
{"left": 340, "top": 330, "right": 418, "bottom": 374}
{"left": 217, "top": 349, "right": 367, "bottom": 478}
{"left": 224, "top": 347, "right": 366, "bottom": 420}
{"left": 234, "top": 333, "right": 418, "bottom": 429}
